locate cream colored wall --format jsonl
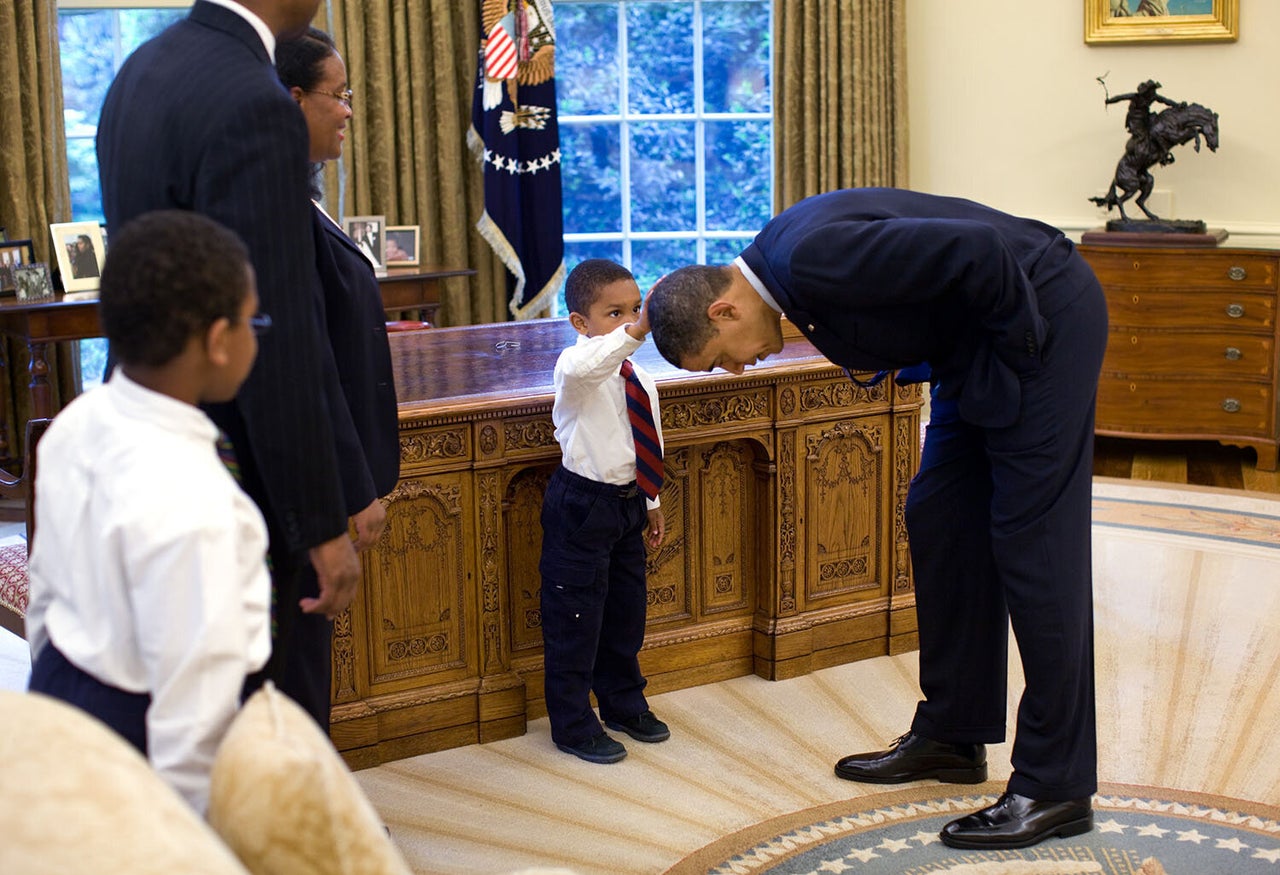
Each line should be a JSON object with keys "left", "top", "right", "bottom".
{"left": 905, "top": 1, "right": 1280, "bottom": 237}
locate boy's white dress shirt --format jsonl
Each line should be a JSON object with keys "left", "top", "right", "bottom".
{"left": 552, "top": 324, "right": 664, "bottom": 511}
{"left": 25, "top": 371, "right": 271, "bottom": 814}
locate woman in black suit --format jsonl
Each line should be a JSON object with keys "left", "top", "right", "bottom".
{"left": 276, "top": 29, "right": 400, "bottom": 719}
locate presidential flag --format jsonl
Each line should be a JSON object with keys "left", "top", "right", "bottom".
{"left": 468, "top": 0, "right": 565, "bottom": 320}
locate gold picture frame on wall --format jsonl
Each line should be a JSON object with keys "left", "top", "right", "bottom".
{"left": 1085, "top": 0, "right": 1238, "bottom": 45}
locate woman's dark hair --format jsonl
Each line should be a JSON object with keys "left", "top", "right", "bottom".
{"left": 100, "top": 210, "right": 251, "bottom": 368}
{"left": 275, "top": 26, "right": 338, "bottom": 198}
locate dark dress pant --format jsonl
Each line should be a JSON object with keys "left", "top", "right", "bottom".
{"left": 906, "top": 264, "right": 1108, "bottom": 800}
{"left": 29, "top": 643, "right": 150, "bottom": 754}
{"left": 539, "top": 466, "right": 651, "bottom": 746}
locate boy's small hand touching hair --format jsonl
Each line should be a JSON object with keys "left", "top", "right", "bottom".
{"left": 645, "top": 507, "right": 665, "bottom": 549}
{"left": 626, "top": 275, "right": 665, "bottom": 342}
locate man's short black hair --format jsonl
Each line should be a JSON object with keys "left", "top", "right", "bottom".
{"left": 564, "top": 258, "right": 635, "bottom": 317}
{"left": 647, "top": 264, "right": 732, "bottom": 366}
{"left": 99, "top": 210, "right": 252, "bottom": 368}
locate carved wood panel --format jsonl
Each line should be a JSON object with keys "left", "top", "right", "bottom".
{"left": 799, "top": 417, "right": 889, "bottom": 605}
{"left": 691, "top": 441, "right": 758, "bottom": 618}
{"left": 503, "top": 465, "right": 554, "bottom": 654}
{"left": 366, "top": 473, "right": 475, "bottom": 684}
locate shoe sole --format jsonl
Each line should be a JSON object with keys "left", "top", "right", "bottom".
{"left": 555, "top": 742, "right": 627, "bottom": 764}
{"left": 833, "top": 763, "right": 988, "bottom": 784}
{"left": 939, "top": 814, "right": 1093, "bottom": 850}
{"left": 603, "top": 720, "right": 670, "bottom": 743}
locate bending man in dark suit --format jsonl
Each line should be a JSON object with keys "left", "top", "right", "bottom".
{"left": 96, "top": 0, "right": 361, "bottom": 727}
{"left": 646, "top": 187, "right": 1108, "bottom": 851}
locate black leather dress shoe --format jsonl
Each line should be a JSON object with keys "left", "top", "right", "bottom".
{"left": 940, "top": 792, "right": 1093, "bottom": 849}
{"left": 834, "top": 731, "right": 987, "bottom": 784}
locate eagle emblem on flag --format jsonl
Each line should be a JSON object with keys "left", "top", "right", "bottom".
{"left": 468, "top": 0, "right": 566, "bottom": 319}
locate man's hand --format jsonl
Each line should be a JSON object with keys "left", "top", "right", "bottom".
{"left": 303, "top": 533, "right": 361, "bottom": 619}
{"left": 645, "top": 507, "right": 666, "bottom": 550}
{"left": 351, "top": 498, "right": 387, "bottom": 552}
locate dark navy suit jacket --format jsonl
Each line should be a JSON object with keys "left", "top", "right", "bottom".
{"left": 96, "top": 1, "right": 348, "bottom": 552}
{"left": 739, "top": 188, "right": 1094, "bottom": 428}
{"left": 312, "top": 207, "right": 400, "bottom": 508}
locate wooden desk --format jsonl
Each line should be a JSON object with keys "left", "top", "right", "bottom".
{"left": 0, "top": 265, "right": 470, "bottom": 462}
{"left": 333, "top": 318, "right": 924, "bottom": 767}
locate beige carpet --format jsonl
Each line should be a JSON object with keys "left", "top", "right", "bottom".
{"left": 349, "top": 477, "right": 1280, "bottom": 874}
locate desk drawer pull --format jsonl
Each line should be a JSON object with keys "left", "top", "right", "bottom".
{"left": 1225, "top": 347, "right": 1242, "bottom": 361}
{"left": 1222, "top": 398, "right": 1241, "bottom": 413}
{"left": 1226, "top": 303, "right": 1245, "bottom": 318}
{"left": 1228, "top": 266, "right": 1247, "bottom": 281}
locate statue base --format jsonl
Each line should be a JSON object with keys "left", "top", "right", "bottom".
{"left": 1081, "top": 223, "right": 1229, "bottom": 248}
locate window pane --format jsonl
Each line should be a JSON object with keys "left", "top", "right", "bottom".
{"left": 66, "top": 137, "right": 104, "bottom": 223}
{"left": 627, "top": 2, "right": 693, "bottom": 114}
{"left": 704, "top": 119, "right": 771, "bottom": 231}
{"left": 630, "top": 238, "right": 696, "bottom": 290}
{"left": 556, "top": 3, "right": 619, "bottom": 115}
{"left": 702, "top": 0, "right": 771, "bottom": 113}
{"left": 79, "top": 339, "right": 109, "bottom": 391}
{"left": 58, "top": 11, "right": 118, "bottom": 130}
{"left": 118, "top": 9, "right": 185, "bottom": 55}
{"left": 705, "top": 237, "right": 751, "bottom": 265}
{"left": 630, "top": 121, "right": 695, "bottom": 232}
{"left": 561, "top": 122, "right": 622, "bottom": 234}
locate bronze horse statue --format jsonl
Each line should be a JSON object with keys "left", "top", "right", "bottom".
{"left": 1090, "top": 101, "right": 1219, "bottom": 222}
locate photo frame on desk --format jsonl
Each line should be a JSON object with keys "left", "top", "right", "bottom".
{"left": 384, "top": 225, "right": 420, "bottom": 267}
{"left": 0, "top": 239, "right": 35, "bottom": 295}
{"left": 49, "top": 221, "right": 107, "bottom": 292}
{"left": 1084, "top": 0, "right": 1237, "bottom": 45}
{"left": 341, "top": 214, "right": 386, "bottom": 274}
{"left": 14, "top": 263, "right": 55, "bottom": 301}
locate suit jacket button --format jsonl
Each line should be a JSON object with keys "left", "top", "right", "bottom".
{"left": 807, "top": 323, "right": 815, "bottom": 332}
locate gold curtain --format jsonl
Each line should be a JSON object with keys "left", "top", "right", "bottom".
{"left": 0, "top": 0, "right": 75, "bottom": 467}
{"left": 774, "top": 0, "right": 908, "bottom": 211}
{"left": 320, "top": 0, "right": 507, "bottom": 326}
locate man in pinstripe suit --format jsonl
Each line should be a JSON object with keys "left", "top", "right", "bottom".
{"left": 96, "top": 0, "right": 359, "bottom": 728}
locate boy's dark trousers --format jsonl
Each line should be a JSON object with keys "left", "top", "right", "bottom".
{"left": 539, "top": 466, "right": 651, "bottom": 747}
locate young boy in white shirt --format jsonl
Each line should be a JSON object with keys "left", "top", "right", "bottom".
{"left": 540, "top": 259, "right": 669, "bottom": 764}
{"left": 26, "top": 209, "right": 272, "bottom": 814}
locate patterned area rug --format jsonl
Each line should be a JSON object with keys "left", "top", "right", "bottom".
{"left": 665, "top": 781, "right": 1280, "bottom": 875}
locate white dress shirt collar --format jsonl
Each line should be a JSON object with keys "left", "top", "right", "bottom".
{"left": 201, "top": 0, "right": 277, "bottom": 61}
{"left": 734, "top": 255, "right": 783, "bottom": 313}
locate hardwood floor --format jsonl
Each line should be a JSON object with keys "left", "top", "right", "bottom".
{"left": 1093, "top": 435, "right": 1280, "bottom": 496}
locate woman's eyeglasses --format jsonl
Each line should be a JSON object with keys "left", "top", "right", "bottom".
{"left": 304, "top": 87, "right": 353, "bottom": 108}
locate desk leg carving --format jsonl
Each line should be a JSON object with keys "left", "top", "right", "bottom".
{"left": 27, "top": 340, "right": 52, "bottom": 421}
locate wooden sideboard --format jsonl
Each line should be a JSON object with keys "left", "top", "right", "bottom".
{"left": 331, "top": 319, "right": 924, "bottom": 768}
{"left": 1079, "top": 240, "right": 1280, "bottom": 471}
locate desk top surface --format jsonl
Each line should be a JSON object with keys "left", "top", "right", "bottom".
{"left": 390, "top": 318, "right": 841, "bottom": 413}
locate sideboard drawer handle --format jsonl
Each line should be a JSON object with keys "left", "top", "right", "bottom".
{"left": 1228, "top": 266, "right": 1247, "bottom": 281}
{"left": 1221, "top": 398, "right": 1241, "bottom": 413}
{"left": 1224, "top": 347, "right": 1242, "bottom": 361}
{"left": 1226, "top": 303, "right": 1245, "bottom": 318}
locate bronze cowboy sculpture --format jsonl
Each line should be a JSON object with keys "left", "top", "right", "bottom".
{"left": 1090, "top": 79, "right": 1219, "bottom": 232}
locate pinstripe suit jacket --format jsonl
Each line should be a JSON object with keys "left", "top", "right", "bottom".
{"left": 96, "top": 1, "right": 347, "bottom": 552}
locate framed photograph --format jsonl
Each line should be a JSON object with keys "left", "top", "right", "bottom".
{"left": 13, "top": 262, "right": 55, "bottom": 301}
{"left": 1085, "top": 0, "right": 1238, "bottom": 45}
{"left": 383, "top": 225, "right": 420, "bottom": 267}
{"left": 49, "top": 221, "right": 107, "bottom": 292}
{"left": 341, "top": 214, "right": 387, "bottom": 273}
{"left": 0, "top": 239, "right": 35, "bottom": 296}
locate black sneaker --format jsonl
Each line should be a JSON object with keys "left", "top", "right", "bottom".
{"left": 604, "top": 710, "right": 671, "bottom": 743}
{"left": 555, "top": 732, "right": 627, "bottom": 764}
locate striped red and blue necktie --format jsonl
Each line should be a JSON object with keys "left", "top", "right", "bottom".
{"left": 620, "top": 359, "right": 663, "bottom": 500}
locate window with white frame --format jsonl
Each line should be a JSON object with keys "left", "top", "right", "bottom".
{"left": 554, "top": 0, "right": 773, "bottom": 309}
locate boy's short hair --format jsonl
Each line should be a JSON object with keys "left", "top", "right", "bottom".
{"left": 647, "top": 264, "right": 732, "bottom": 366}
{"left": 564, "top": 258, "right": 635, "bottom": 316}
{"left": 99, "top": 210, "right": 251, "bottom": 368}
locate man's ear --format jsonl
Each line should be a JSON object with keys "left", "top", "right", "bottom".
{"left": 707, "top": 298, "right": 738, "bottom": 323}
{"left": 204, "top": 317, "right": 233, "bottom": 367}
